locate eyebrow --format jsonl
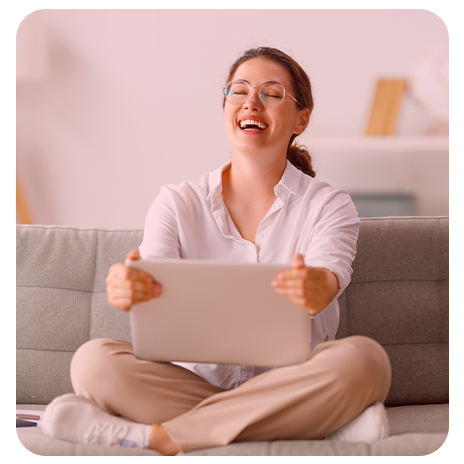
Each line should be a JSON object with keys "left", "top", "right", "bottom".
{"left": 234, "top": 79, "right": 284, "bottom": 86}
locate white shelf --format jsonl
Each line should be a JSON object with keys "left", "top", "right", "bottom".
{"left": 305, "top": 136, "right": 449, "bottom": 153}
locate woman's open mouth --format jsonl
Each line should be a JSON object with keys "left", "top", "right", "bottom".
{"left": 239, "top": 119, "right": 269, "bottom": 131}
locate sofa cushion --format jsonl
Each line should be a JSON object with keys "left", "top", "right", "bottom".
{"left": 16, "top": 226, "right": 142, "bottom": 404}
{"left": 16, "top": 404, "right": 448, "bottom": 456}
{"left": 336, "top": 217, "right": 449, "bottom": 406}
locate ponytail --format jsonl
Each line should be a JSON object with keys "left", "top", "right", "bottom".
{"left": 287, "top": 133, "right": 315, "bottom": 177}
{"left": 287, "top": 144, "right": 315, "bottom": 178}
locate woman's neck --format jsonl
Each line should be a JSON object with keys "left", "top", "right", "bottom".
{"left": 223, "top": 151, "right": 287, "bottom": 200}
{"left": 221, "top": 152, "right": 287, "bottom": 242}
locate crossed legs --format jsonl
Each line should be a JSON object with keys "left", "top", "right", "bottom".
{"left": 69, "top": 336, "right": 391, "bottom": 453}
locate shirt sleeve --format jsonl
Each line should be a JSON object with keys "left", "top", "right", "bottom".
{"left": 304, "top": 188, "right": 360, "bottom": 301}
{"left": 139, "top": 186, "right": 182, "bottom": 260}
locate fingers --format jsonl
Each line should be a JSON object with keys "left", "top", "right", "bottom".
{"left": 273, "top": 266, "right": 325, "bottom": 287}
{"left": 106, "top": 265, "right": 161, "bottom": 295}
{"left": 272, "top": 260, "right": 338, "bottom": 316}
{"left": 126, "top": 249, "right": 141, "bottom": 261}
{"left": 108, "top": 279, "right": 160, "bottom": 298}
{"left": 108, "top": 262, "right": 155, "bottom": 284}
{"left": 108, "top": 283, "right": 159, "bottom": 307}
{"left": 105, "top": 262, "right": 161, "bottom": 312}
{"left": 291, "top": 253, "right": 305, "bottom": 269}
{"left": 107, "top": 280, "right": 161, "bottom": 312}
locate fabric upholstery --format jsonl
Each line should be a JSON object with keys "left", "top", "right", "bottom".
{"left": 16, "top": 404, "right": 448, "bottom": 456}
{"left": 336, "top": 217, "right": 449, "bottom": 406}
{"left": 16, "top": 226, "right": 141, "bottom": 404}
{"left": 16, "top": 217, "right": 449, "bottom": 456}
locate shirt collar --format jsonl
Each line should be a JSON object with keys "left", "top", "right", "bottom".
{"left": 278, "top": 160, "right": 302, "bottom": 196}
{"left": 206, "top": 161, "right": 231, "bottom": 202}
{"left": 206, "top": 159, "right": 302, "bottom": 202}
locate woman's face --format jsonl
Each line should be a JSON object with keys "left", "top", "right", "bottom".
{"left": 224, "top": 58, "right": 309, "bottom": 161}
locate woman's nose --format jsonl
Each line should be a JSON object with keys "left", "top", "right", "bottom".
{"left": 243, "top": 87, "right": 263, "bottom": 109}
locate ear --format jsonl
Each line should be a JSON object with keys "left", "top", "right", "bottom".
{"left": 294, "top": 108, "right": 310, "bottom": 135}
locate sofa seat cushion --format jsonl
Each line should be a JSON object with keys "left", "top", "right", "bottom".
{"left": 16, "top": 404, "right": 448, "bottom": 456}
{"left": 387, "top": 403, "right": 448, "bottom": 435}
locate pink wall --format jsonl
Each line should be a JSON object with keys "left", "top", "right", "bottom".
{"left": 16, "top": 9, "right": 449, "bottom": 227}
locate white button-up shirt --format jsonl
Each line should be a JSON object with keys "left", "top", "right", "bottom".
{"left": 139, "top": 160, "right": 360, "bottom": 390}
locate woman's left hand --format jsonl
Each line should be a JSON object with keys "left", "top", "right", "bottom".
{"left": 272, "top": 254, "right": 339, "bottom": 316}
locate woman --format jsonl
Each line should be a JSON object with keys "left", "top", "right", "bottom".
{"left": 42, "top": 47, "right": 391, "bottom": 455}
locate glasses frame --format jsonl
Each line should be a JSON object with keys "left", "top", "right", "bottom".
{"left": 223, "top": 80, "right": 302, "bottom": 108}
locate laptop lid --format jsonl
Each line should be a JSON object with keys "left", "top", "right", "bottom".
{"left": 126, "top": 259, "right": 311, "bottom": 367}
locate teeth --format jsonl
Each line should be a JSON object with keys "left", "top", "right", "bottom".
{"left": 239, "top": 119, "right": 268, "bottom": 130}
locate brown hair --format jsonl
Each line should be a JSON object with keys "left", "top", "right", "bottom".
{"left": 224, "top": 47, "right": 315, "bottom": 177}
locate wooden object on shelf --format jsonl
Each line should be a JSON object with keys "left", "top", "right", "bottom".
{"left": 16, "top": 175, "right": 33, "bottom": 224}
{"left": 366, "top": 79, "right": 407, "bottom": 135}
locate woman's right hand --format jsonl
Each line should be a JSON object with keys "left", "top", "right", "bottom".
{"left": 105, "top": 249, "right": 161, "bottom": 312}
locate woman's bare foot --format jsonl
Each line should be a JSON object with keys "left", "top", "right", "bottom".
{"left": 148, "top": 424, "right": 181, "bottom": 455}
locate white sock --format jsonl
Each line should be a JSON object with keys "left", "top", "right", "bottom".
{"left": 42, "top": 394, "right": 151, "bottom": 449}
{"left": 325, "top": 402, "right": 390, "bottom": 444}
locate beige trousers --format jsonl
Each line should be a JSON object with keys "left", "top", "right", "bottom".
{"left": 70, "top": 336, "right": 391, "bottom": 453}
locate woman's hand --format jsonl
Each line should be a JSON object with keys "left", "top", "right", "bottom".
{"left": 105, "top": 249, "right": 161, "bottom": 312}
{"left": 272, "top": 254, "right": 339, "bottom": 316}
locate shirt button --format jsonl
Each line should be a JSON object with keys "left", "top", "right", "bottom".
{"left": 275, "top": 185, "right": 282, "bottom": 193}
{"left": 257, "top": 233, "right": 264, "bottom": 239}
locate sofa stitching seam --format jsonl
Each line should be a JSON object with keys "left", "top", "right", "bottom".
{"left": 437, "top": 219, "right": 448, "bottom": 388}
{"left": 20, "top": 281, "right": 444, "bottom": 290}
{"left": 16, "top": 285, "right": 106, "bottom": 293}
{"left": 16, "top": 342, "right": 448, "bottom": 352}
{"left": 380, "top": 341, "right": 449, "bottom": 347}
{"left": 89, "top": 230, "right": 99, "bottom": 343}
{"left": 345, "top": 281, "right": 352, "bottom": 337}
{"left": 17, "top": 280, "right": 447, "bottom": 291}
{"left": 437, "top": 219, "right": 443, "bottom": 348}
{"left": 17, "top": 348, "right": 80, "bottom": 353}
{"left": 440, "top": 403, "right": 449, "bottom": 420}
{"left": 350, "top": 279, "right": 447, "bottom": 284}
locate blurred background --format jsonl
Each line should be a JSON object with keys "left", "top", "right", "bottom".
{"left": 16, "top": 9, "right": 449, "bottom": 228}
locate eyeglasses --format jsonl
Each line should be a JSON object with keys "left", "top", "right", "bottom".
{"left": 223, "top": 80, "right": 302, "bottom": 108}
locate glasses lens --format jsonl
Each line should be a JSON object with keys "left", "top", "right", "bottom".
{"left": 259, "top": 84, "right": 285, "bottom": 107}
{"left": 226, "top": 82, "right": 250, "bottom": 104}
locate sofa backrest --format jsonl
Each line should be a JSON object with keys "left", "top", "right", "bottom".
{"left": 336, "top": 217, "right": 448, "bottom": 406}
{"left": 17, "top": 226, "right": 141, "bottom": 405}
{"left": 16, "top": 217, "right": 448, "bottom": 406}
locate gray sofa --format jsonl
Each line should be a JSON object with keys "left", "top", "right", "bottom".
{"left": 16, "top": 217, "right": 449, "bottom": 456}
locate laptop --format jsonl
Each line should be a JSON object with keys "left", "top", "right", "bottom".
{"left": 126, "top": 259, "right": 311, "bottom": 367}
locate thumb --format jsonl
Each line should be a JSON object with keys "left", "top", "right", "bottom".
{"left": 126, "top": 249, "right": 141, "bottom": 261}
{"left": 291, "top": 253, "right": 305, "bottom": 269}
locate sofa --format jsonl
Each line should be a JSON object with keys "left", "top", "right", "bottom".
{"left": 16, "top": 217, "right": 449, "bottom": 456}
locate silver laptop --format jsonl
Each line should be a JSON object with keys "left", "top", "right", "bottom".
{"left": 126, "top": 259, "right": 311, "bottom": 367}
